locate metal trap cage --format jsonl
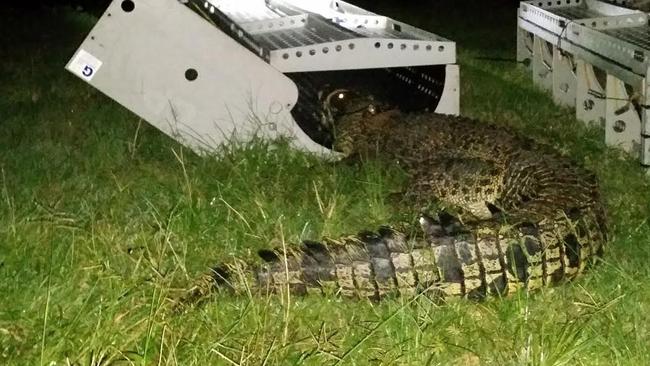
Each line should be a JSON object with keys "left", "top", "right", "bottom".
{"left": 517, "top": 0, "right": 650, "bottom": 168}
{"left": 66, "top": 0, "right": 459, "bottom": 155}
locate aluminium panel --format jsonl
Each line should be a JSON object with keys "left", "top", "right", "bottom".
{"left": 66, "top": 0, "right": 331, "bottom": 155}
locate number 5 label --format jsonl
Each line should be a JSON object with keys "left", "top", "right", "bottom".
{"left": 67, "top": 49, "right": 103, "bottom": 82}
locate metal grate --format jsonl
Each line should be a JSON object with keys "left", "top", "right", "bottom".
{"left": 552, "top": 7, "right": 603, "bottom": 20}
{"left": 252, "top": 15, "right": 360, "bottom": 50}
{"left": 346, "top": 23, "right": 425, "bottom": 40}
{"left": 603, "top": 25, "right": 650, "bottom": 49}
{"left": 190, "top": 0, "right": 450, "bottom": 52}
{"left": 207, "top": 0, "right": 291, "bottom": 23}
{"left": 184, "top": 0, "right": 271, "bottom": 60}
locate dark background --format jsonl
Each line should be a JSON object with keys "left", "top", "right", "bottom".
{"left": 9, "top": 0, "right": 522, "bottom": 15}
{"left": 2, "top": 0, "right": 522, "bottom": 58}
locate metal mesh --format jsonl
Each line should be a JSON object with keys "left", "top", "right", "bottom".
{"left": 347, "top": 24, "right": 424, "bottom": 40}
{"left": 603, "top": 25, "right": 650, "bottom": 49}
{"left": 552, "top": 7, "right": 603, "bottom": 20}
{"left": 207, "top": 0, "right": 291, "bottom": 23}
{"left": 184, "top": 0, "right": 270, "bottom": 60}
{"left": 200, "top": 0, "right": 441, "bottom": 51}
{"left": 253, "top": 15, "right": 359, "bottom": 50}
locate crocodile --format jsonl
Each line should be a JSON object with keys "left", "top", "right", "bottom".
{"left": 178, "top": 89, "right": 607, "bottom": 306}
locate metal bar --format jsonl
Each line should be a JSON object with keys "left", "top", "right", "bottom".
{"left": 270, "top": 38, "right": 455, "bottom": 73}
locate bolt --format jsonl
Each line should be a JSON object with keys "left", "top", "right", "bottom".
{"left": 613, "top": 120, "right": 626, "bottom": 133}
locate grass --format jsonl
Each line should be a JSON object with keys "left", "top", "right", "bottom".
{"left": 1, "top": 2, "right": 650, "bottom": 365}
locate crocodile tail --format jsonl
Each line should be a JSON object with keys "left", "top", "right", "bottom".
{"left": 177, "top": 210, "right": 605, "bottom": 309}
{"left": 204, "top": 215, "right": 461, "bottom": 301}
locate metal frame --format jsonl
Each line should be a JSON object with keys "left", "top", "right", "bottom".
{"left": 518, "top": 0, "right": 650, "bottom": 167}
{"left": 192, "top": 0, "right": 457, "bottom": 72}
{"left": 67, "top": 0, "right": 459, "bottom": 155}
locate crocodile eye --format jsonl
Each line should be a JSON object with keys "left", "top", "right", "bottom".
{"left": 323, "top": 89, "right": 349, "bottom": 114}
{"left": 361, "top": 104, "right": 378, "bottom": 118}
{"left": 329, "top": 90, "right": 353, "bottom": 112}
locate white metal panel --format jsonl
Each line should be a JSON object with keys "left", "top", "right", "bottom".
{"left": 575, "top": 59, "right": 606, "bottom": 126}
{"left": 516, "top": 22, "right": 533, "bottom": 67}
{"left": 605, "top": 74, "right": 642, "bottom": 154}
{"left": 66, "top": 0, "right": 331, "bottom": 155}
{"left": 434, "top": 65, "right": 460, "bottom": 115}
{"left": 552, "top": 49, "right": 577, "bottom": 107}
{"left": 532, "top": 36, "right": 553, "bottom": 91}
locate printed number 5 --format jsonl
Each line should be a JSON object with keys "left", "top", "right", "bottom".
{"left": 82, "top": 65, "right": 94, "bottom": 78}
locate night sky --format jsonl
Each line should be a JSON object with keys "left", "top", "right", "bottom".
{"left": 7, "top": 0, "right": 523, "bottom": 16}
{"left": 2, "top": 0, "right": 523, "bottom": 52}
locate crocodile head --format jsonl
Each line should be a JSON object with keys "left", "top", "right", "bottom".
{"left": 320, "top": 88, "right": 390, "bottom": 155}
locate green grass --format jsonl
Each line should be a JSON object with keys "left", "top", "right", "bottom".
{"left": 2, "top": 3, "right": 650, "bottom": 365}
